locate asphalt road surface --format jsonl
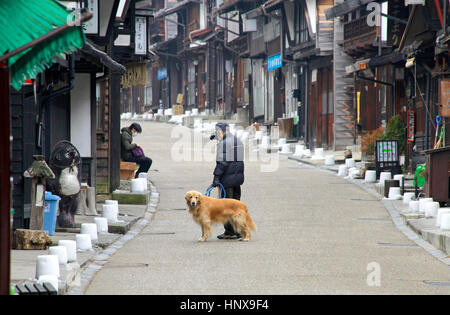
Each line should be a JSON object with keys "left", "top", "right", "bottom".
{"left": 85, "top": 121, "right": 450, "bottom": 295}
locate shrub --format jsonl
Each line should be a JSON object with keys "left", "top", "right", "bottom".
{"left": 361, "top": 115, "right": 406, "bottom": 157}
{"left": 382, "top": 114, "right": 406, "bottom": 156}
{"left": 361, "top": 126, "right": 384, "bottom": 156}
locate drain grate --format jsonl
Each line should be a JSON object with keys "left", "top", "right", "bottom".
{"left": 351, "top": 199, "right": 380, "bottom": 202}
{"left": 423, "top": 281, "right": 450, "bottom": 287}
{"left": 158, "top": 208, "right": 186, "bottom": 211}
{"left": 328, "top": 182, "right": 353, "bottom": 185}
{"left": 377, "top": 242, "right": 418, "bottom": 247}
{"left": 104, "top": 263, "right": 149, "bottom": 269}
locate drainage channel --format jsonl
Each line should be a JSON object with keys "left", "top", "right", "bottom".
{"left": 423, "top": 281, "right": 450, "bottom": 287}
{"left": 377, "top": 242, "right": 419, "bottom": 247}
{"left": 103, "top": 263, "right": 149, "bottom": 269}
{"left": 140, "top": 232, "right": 176, "bottom": 236}
{"left": 359, "top": 218, "right": 391, "bottom": 222}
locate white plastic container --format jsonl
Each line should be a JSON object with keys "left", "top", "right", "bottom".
{"left": 138, "top": 172, "right": 148, "bottom": 180}
{"left": 58, "top": 240, "right": 77, "bottom": 263}
{"left": 364, "top": 170, "right": 376, "bottom": 183}
{"left": 424, "top": 202, "right": 440, "bottom": 218}
{"left": 192, "top": 108, "right": 199, "bottom": 115}
{"left": 280, "top": 144, "right": 291, "bottom": 154}
{"left": 440, "top": 213, "right": 450, "bottom": 230}
{"left": 393, "top": 174, "right": 404, "bottom": 187}
{"left": 94, "top": 217, "right": 108, "bottom": 234}
{"left": 409, "top": 200, "right": 420, "bottom": 213}
{"left": 81, "top": 223, "right": 98, "bottom": 243}
{"left": 278, "top": 138, "right": 287, "bottom": 146}
{"left": 38, "top": 275, "right": 59, "bottom": 292}
{"left": 261, "top": 136, "right": 270, "bottom": 147}
{"left": 419, "top": 198, "right": 433, "bottom": 214}
{"left": 254, "top": 130, "right": 263, "bottom": 140}
{"left": 294, "top": 145, "right": 304, "bottom": 156}
{"left": 76, "top": 234, "right": 92, "bottom": 251}
{"left": 140, "top": 177, "right": 148, "bottom": 191}
{"left": 345, "top": 158, "right": 356, "bottom": 168}
{"left": 48, "top": 246, "right": 68, "bottom": 265}
{"left": 403, "top": 192, "right": 415, "bottom": 204}
{"left": 314, "top": 148, "right": 324, "bottom": 158}
{"left": 436, "top": 208, "right": 450, "bottom": 227}
{"left": 379, "top": 172, "right": 392, "bottom": 186}
{"left": 337, "top": 165, "right": 348, "bottom": 177}
{"left": 325, "top": 156, "right": 335, "bottom": 166}
{"left": 302, "top": 149, "right": 311, "bottom": 157}
{"left": 388, "top": 187, "right": 401, "bottom": 200}
{"left": 36, "top": 255, "right": 60, "bottom": 279}
{"left": 102, "top": 204, "right": 118, "bottom": 223}
{"left": 130, "top": 178, "right": 144, "bottom": 192}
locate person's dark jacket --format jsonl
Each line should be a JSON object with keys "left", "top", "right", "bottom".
{"left": 213, "top": 134, "right": 244, "bottom": 188}
{"left": 121, "top": 127, "right": 137, "bottom": 160}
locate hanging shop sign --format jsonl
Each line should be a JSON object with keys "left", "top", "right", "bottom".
{"left": 438, "top": 78, "right": 450, "bottom": 118}
{"left": 405, "top": 0, "right": 425, "bottom": 5}
{"left": 135, "top": 16, "right": 147, "bottom": 55}
{"left": 157, "top": 68, "right": 167, "bottom": 80}
{"left": 121, "top": 63, "right": 149, "bottom": 88}
{"left": 267, "top": 53, "right": 282, "bottom": 72}
{"left": 84, "top": 0, "right": 98, "bottom": 34}
{"left": 407, "top": 110, "right": 415, "bottom": 142}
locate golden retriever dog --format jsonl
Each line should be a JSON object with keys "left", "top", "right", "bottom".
{"left": 185, "top": 191, "right": 256, "bottom": 242}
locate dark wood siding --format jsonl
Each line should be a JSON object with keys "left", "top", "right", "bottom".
{"left": 11, "top": 85, "right": 38, "bottom": 229}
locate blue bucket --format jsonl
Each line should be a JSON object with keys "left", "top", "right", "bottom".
{"left": 43, "top": 192, "right": 61, "bottom": 236}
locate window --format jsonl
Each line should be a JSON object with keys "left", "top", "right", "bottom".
{"left": 295, "top": 2, "right": 310, "bottom": 44}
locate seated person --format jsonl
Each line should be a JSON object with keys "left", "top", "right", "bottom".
{"left": 121, "top": 123, "right": 152, "bottom": 178}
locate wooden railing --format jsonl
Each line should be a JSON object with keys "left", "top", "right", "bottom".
{"left": 344, "top": 14, "right": 376, "bottom": 41}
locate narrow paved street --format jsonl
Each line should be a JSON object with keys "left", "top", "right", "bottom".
{"left": 85, "top": 121, "right": 450, "bottom": 294}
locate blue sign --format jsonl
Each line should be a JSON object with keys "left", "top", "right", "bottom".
{"left": 157, "top": 68, "right": 167, "bottom": 80}
{"left": 267, "top": 53, "right": 282, "bottom": 71}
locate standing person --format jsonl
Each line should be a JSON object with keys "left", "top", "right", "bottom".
{"left": 121, "top": 122, "right": 152, "bottom": 178}
{"left": 211, "top": 122, "right": 245, "bottom": 240}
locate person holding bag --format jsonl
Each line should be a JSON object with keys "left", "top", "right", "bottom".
{"left": 121, "top": 123, "right": 152, "bottom": 178}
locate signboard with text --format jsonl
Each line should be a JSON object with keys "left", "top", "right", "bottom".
{"left": 267, "top": 53, "right": 282, "bottom": 71}
{"left": 157, "top": 68, "right": 167, "bottom": 80}
{"left": 135, "top": 16, "right": 147, "bottom": 55}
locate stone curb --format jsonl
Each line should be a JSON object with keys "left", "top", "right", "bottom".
{"left": 66, "top": 181, "right": 159, "bottom": 295}
{"left": 287, "top": 157, "right": 450, "bottom": 267}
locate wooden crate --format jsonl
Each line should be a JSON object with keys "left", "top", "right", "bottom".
{"left": 120, "top": 161, "right": 137, "bottom": 180}
{"left": 172, "top": 104, "right": 183, "bottom": 115}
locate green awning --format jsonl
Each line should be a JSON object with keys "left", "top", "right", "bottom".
{"left": 0, "top": 0, "right": 86, "bottom": 90}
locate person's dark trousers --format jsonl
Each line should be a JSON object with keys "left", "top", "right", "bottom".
{"left": 124, "top": 155, "right": 152, "bottom": 177}
{"left": 223, "top": 186, "right": 241, "bottom": 235}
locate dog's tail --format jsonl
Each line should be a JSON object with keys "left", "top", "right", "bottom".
{"left": 246, "top": 212, "right": 257, "bottom": 232}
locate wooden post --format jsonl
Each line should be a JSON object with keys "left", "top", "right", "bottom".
{"left": 23, "top": 155, "right": 55, "bottom": 231}
{"left": 0, "top": 63, "right": 11, "bottom": 295}
{"left": 29, "top": 177, "right": 46, "bottom": 230}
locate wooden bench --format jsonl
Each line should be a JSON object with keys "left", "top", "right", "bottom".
{"left": 120, "top": 161, "right": 137, "bottom": 180}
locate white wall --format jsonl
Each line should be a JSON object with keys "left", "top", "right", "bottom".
{"left": 70, "top": 73, "right": 91, "bottom": 157}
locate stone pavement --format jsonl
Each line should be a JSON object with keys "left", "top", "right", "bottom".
{"left": 83, "top": 121, "right": 450, "bottom": 294}
{"left": 10, "top": 179, "right": 157, "bottom": 295}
